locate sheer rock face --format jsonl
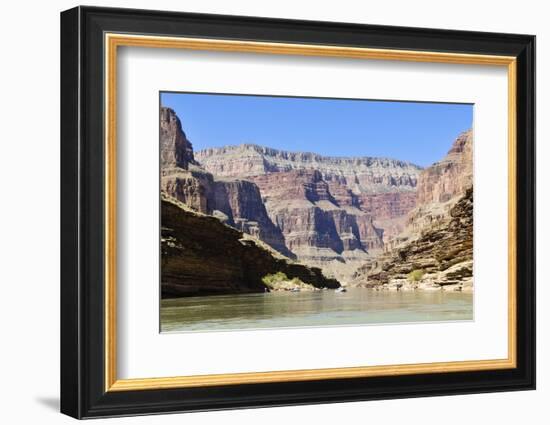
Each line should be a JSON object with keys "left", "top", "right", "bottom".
{"left": 161, "top": 168, "right": 213, "bottom": 214}
{"left": 406, "top": 130, "right": 474, "bottom": 238}
{"left": 353, "top": 187, "right": 473, "bottom": 288}
{"left": 416, "top": 130, "right": 473, "bottom": 204}
{"left": 160, "top": 107, "right": 289, "bottom": 256}
{"left": 356, "top": 192, "right": 418, "bottom": 220}
{"left": 195, "top": 144, "right": 421, "bottom": 193}
{"left": 355, "top": 192, "right": 418, "bottom": 243}
{"left": 353, "top": 131, "right": 474, "bottom": 289}
{"left": 211, "top": 179, "right": 292, "bottom": 257}
{"left": 161, "top": 169, "right": 290, "bottom": 258}
{"left": 249, "top": 170, "right": 385, "bottom": 262}
{"left": 161, "top": 199, "right": 340, "bottom": 297}
{"left": 160, "top": 107, "right": 195, "bottom": 169}
{"left": 194, "top": 146, "right": 422, "bottom": 282}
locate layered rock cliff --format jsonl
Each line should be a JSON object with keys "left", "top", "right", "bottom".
{"left": 160, "top": 106, "right": 196, "bottom": 170}
{"left": 195, "top": 145, "right": 423, "bottom": 281}
{"left": 160, "top": 107, "right": 290, "bottom": 256}
{"left": 210, "top": 178, "right": 290, "bottom": 255}
{"left": 353, "top": 188, "right": 473, "bottom": 292}
{"left": 352, "top": 130, "right": 474, "bottom": 291}
{"left": 403, "top": 129, "right": 473, "bottom": 239}
{"left": 160, "top": 106, "right": 472, "bottom": 288}
{"left": 195, "top": 144, "right": 421, "bottom": 193}
{"left": 161, "top": 197, "right": 340, "bottom": 297}
{"left": 247, "top": 169, "right": 384, "bottom": 279}
{"left": 416, "top": 130, "right": 473, "bottom": 205}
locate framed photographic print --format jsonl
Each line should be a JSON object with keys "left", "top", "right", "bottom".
{"left": 60, "top": 6, "right": 536, "bottom": 419}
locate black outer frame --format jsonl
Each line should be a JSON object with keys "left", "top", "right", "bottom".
{"left": 60, "top": 5, "right": 536, "bottom": 419}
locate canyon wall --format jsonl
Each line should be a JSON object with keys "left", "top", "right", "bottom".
{"left": 195, "top": 144, "right": 421, "bottom": 193}
{"left": 161, "top": 197, "right": 340, "bottom": 297}
{"left": 405, "top": 129, "right": 473, "bottom": 237}
{"left": 160, "top": 106, "right": 472, "bottom": 287}
{"left": 352, "top": 130, "right": 474, "bottom": 290}
{"left": 416, "top": 130, "right": 473, "bottom": 205}
{"left": 160, "top": 107, "right": 290, "bottom": 256}
{"left": 196, "top": 144, "right": 423, "bottom": 281}
{"left": 353, "top": 188, "right": 473, "bottom": 291}
{"left": 160, "top": 106, "right": 196, "bottom": 170}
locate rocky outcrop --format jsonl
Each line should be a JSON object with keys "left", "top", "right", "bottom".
{"left": 352, "top": 130, "right": 474, "bottom": 291}
{"left": 416, "top": 130, "right": 473, "bottom": 204}
{"left": 405, "top": 130, "right": 473, "bottom": 237}
{"left": 160, "top": 107, "right": 195, "bottom": 169}
{"left": 161, "top": 197, "right": 340, "bottom": 297}
{"left": 353, "top": 187, "right": 473, "bottom": 291}
{"left": 161, "top": 167, "right": 213, "bottom": 214}
{"left": 373, "top": 129, "right": 474, "bottom": 251}
{"left": 160, "top": 107, "right": 289, "bottom": 256}
{"left": 211, "top": 179, "right": 291, "bottom": 256}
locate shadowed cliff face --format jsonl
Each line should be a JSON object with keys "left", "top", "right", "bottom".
{"left": 161, "top": 198, "right": 340, "bottom": 297}
{"left": 211, "top": 179, "right": 292, "bottom": 256}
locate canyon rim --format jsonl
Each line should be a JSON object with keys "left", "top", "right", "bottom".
{"left": 159, "top": 92, "right": 474, "bottom": 332}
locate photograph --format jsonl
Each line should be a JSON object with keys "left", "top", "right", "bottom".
{"left": 159, "top": 92, "right": 474, "bottom": 332}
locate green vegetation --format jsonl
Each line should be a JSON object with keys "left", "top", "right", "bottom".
{"left": 261, "top": 272, "right": 313, "bottom": 291}
{"left": 407, "top": 269, "right": 425, "bottom": 282}
{"left": 262, "top": 272, "right": 289, "bottom": 288}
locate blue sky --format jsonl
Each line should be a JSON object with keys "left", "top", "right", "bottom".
{"left": 161, "top": 92, "right": 473, "bottom": 167}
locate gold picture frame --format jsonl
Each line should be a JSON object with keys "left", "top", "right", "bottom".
{"left": 105, "top": 34, "right": 517, "bottom": 392}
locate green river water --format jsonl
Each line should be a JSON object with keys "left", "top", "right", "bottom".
{"left": 161, "top": 288, "right": 473, "bottom": 332}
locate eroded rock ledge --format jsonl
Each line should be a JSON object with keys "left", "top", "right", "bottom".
{"left": 161, "top": 198, "right": 341, "bottom": 297}
{"left": 353, "top": 187, "right": 473, "bottom": 292}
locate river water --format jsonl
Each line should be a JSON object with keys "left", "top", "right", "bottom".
{"left": 161, "top": 288, "right": 473, "bottom": 332}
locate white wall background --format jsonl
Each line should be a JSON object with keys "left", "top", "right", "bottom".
{"left": 0, "top": 1, "right": 545, "bottom": 424}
